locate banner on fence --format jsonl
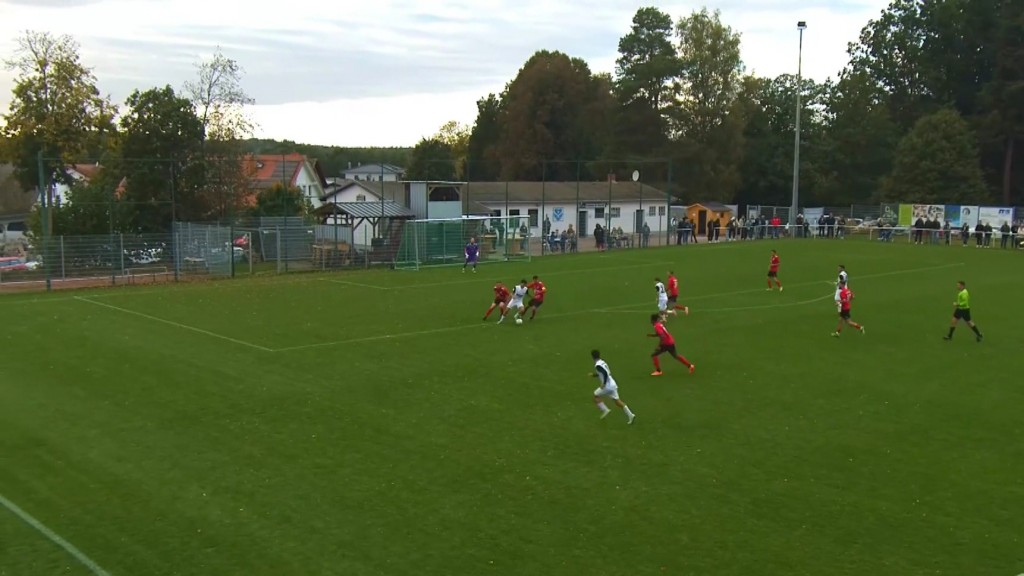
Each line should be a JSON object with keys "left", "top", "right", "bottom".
{"left": 956, "top": 205, "right": 978, "bottom": 227}
{"left": 880, "top": 203, "right": 899, "bottom": 224}
{"left": 803, "top": 207, "right": 824, "bottom": 223}
{"left": 979, "top": 206, "right": 1014, "bottom": 227}
{"left": 913, "top": 204, "right": 945, "bottom": 223}
{"left": 945, "top": 205, "right": 961, "bottom": 226}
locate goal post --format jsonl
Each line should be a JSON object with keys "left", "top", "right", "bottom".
{"left": 394, "top": 215, "right": 533, "bottom": 270}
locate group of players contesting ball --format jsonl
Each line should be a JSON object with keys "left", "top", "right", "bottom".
{"left": 462, "top": 237, "right": 984, "bottom": 425}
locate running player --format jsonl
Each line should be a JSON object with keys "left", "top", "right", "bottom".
{"left": 944, "top": 280, "right": 983, "bottom": 342}
{"left": 525, "top": 275, "right": 546, "bottom": 320}
{"left": 767, "top": 249, "right": 783, "bottom": 291}
{"left": 667, "top": 271, "right": 689, "bottom": 316}
{"left": 463, "top": 237, "right": 479, "bottom": 273}
{"left": 831, "top": 280, "right": 865, "bottom": 337}
{"left": 483, "top": 281, "right": 510, "bottom": 321}
{"left": 589, "top": 349, "right": 636, "bottom": 424}
{"left": 655, "top": 277, "right": 671, "bottom": 321}
{"left": 834, "top": 264, "right": 848, "bottom": 306}
{"left": 648, "top": 313, "right": 695, "bottom": 375}
{"left": 498, "top": 279, "right": 529, "bottom": 324}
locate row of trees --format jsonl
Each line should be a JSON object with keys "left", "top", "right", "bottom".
{"left": 408, "top": 1, "right": 1023, "bottom": 207}
{"left": 0, "top": 31, "right": 315, "bottom": 236}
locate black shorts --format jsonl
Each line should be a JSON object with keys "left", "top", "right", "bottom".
{"left": 528, "top": 298, "right": 544, "bottom": 308}
{"left": 653, "top": 343, "right": 677, "bottom": 356}
{"left": 839, "top": 309, "right": 851, "bottom": 320}
{"left": 667, "top": 296, "right": 677, "bottom": 306}
{"left": 767, "top": 271, "right": 778, "bottom": 278}
{"left": 954, "top": 308, "right": 972, "bottom": 322}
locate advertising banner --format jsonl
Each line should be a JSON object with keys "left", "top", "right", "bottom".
{"left": 978, "top": 206, "right": 1014, "bottom": 227}
{"left": 958, "top": 206, "right": 979, "bottom": 228}
{"left": 911, "top": 204, "right": 945, "bottom": 223}
{"left": 945, "top": 205, "right": 961, "bottom": 227}
{"left": 898, "top": 204, "right": 913, "bottom": 226}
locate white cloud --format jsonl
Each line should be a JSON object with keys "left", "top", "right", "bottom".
{"left": 0, "top": 0, "right": 888, "bottom": 148}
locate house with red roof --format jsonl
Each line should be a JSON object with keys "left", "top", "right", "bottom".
{"left": 243, "top": 153, "right": 329, "bottom": 208}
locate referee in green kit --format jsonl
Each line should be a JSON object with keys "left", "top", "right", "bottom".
{"left": 945, "top": 280, "right": 983, "bottom": 342}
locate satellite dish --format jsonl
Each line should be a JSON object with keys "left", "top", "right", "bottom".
{"left": 631, "top": 170, "right": 640, "bottom": 182}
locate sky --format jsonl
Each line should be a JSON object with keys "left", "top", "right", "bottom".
{"left": 0, "top": 0, "right": 889, "bottom": 148}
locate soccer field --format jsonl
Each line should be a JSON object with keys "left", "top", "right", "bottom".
{"left": 1, "top": 239, "right": 1022, "bottom": 576}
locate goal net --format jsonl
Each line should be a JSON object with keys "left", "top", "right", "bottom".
{"left": 394, "top": 215, "right": 534, "bottom": 270}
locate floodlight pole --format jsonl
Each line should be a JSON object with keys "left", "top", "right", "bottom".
{"left": 790, "top": 21, "right": 807, "bottom": 227}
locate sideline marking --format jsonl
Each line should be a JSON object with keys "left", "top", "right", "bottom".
{"left": 75, "top": 296, "right": 273, "bottom": 352}
{"left": 0, "top": 492, "right": 112, "bottom": 576}
{"left": 320, "top": 260, "right": 672, "bottom": 291}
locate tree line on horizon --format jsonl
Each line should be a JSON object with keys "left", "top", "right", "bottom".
{"left": 0, "top": 31, "right": 414, "bottom": 237}
{"left": 408, "top": 1, "right": 1023, "bottom": 209}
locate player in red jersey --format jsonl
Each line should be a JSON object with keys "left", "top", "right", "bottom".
{"left": 648, "top": 313, "right": 694, "bottom": 376}
{"left": 831, "top": 280, "right": 865, "bottom": 337}
{"left": 483, "top": 281, "right": 510, "bottom": 321}
{"left": 767, "top": 249, "right": 783, "bottom": 291}
{"left": 525, "top": 275, "right": 546, "bottom": 320}
{"left": 666, "top": 271, "right": 689, "bottom": 316}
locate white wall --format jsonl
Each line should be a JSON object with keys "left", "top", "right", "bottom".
{"left": 475, "top": 200, "right": 671, "bottom": 237}
{"left": 322, "top": 186, "right": 388, "bottom": 246}
{"left": 294, "top": 163, "right": 326, "bottom": 208}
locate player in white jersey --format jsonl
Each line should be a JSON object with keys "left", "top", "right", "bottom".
{"left": 654, "top": 278, "right": 670, "bottom": 321}
{"left": 834, "top": 265, "right": 849, "bottom": 310}
{"left": 498, "top": 279, "right": 530, "bottom": 323}
{"left": 590, "top": 349, "right": 635, "bottom": 424}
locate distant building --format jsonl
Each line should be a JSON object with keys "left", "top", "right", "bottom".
{"left": 245, "top": 153, "right": 329, "bottom": 208}
{"left": 342, "top": 163, "right": 404, "bottom": 182}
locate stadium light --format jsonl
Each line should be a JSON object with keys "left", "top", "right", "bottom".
{"left": 790, "top": 21, "right": 807, "bottom": 227}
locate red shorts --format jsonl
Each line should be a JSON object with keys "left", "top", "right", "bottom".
{"left": 493, "top": 297, "right": 507, "bottom": 305}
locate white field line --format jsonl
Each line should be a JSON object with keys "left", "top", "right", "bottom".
{"left": 0, "top": 492, "right": 112, "bottom": 576}
{"left": 75, "top": 296, "right": 273, "bottom": 352}
{"left": 274, "top": 261, "right": 964, "bottom": 352}
{"left": 319, "top": 260, "right": 673, "bottom": 291}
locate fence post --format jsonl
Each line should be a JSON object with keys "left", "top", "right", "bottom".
{"left": 119, "top": 233, "right": 125, "bottom": 286}
{"left": 172, "top": 222, "right": 180, "bottom": 282}
{"left": 60, "top": 236, "right": 65, "bottom": 280}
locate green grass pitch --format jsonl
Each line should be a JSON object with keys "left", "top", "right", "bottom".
{"left": 1, "top": 239, "right": 1022, "bottom": 576}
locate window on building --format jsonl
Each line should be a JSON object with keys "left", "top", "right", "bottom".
{"left": 595, "top": 207, "right": 605, "bottom": 219}
{"left": 610, "top": 207, "right": 621, "bottom": 218}
{"left": 658, "top": 206, "right": 666, "bottom": 216}
{"left": 356, "top": 194, "right": 366, "bottom": 202}
{"left": 528, "top": 209, "right": 539, "bottom": 227}
{"left": 648, "top": 206, "right": 656, "bottom": 217}
{"left": 509, "top": 209, "right": 521, "bottom": 216}
{"left": 490, "top": 209, "right": 502, "bottom": 217}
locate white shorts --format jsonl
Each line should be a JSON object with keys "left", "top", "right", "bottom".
{"left": 594, "top": 384, "right": 620, "bottom": 400}
{"left": 657, "top": 296, "right": 668, "bottom": 312}
{"left": 509, "top": 299, "right": 524, "bottom": 310}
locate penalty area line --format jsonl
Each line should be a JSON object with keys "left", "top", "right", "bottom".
{"left": 75, "top": 296, "right": 274, "bottom": 352}
{"left": 0, "top": 492, "right": 113, "bottom": 576}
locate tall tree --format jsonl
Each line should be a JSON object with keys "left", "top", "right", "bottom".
{"left": 183, "top": 47, "right": 256, "bottom": 219}
{"left": 496, "top": 50, "right": 614, "bottom": 181}
{"left": 406, "top": 137, "right": 457, "bottom": 181}
{"left": 819, "top": 69, "right": 900, "bottom": 204}
{"left": 466, "top": 94, "right": 503, "bottom": 181}
{"left": 670, "top": 8, "right": 745, "bottom": 201}
{"left": 978, "top": 0, "right": 1024, "bottom": 204}
{"left": 0, "top": 31, "right": 114, "bottom": 195}
{"left": 118, "top": 86, "right": 205, "bottom": 231}
{"left": 611, "top": 7, "right": 679, "bottom": 161}
{"left": 434, "top": 121, "right": 470, "bottom": 178}
{"left": 880, "top": 108, "right": 988, "bottom": 204}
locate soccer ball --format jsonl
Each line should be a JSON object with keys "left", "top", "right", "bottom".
{"left": 515, "top": 318, "right": 523, "bottom": 325}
